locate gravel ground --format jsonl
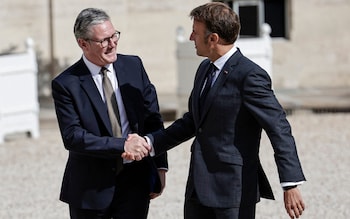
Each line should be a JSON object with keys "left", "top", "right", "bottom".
{"left": 0, "top": 109, "right": 349, "bottom": 218}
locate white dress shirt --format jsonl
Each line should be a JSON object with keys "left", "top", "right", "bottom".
{"left": 83, "top": 55, "right": 131, "bottom": 138}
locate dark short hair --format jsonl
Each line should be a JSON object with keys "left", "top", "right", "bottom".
{"left": 190, "top": 2, "right": 241, "bottom": 44}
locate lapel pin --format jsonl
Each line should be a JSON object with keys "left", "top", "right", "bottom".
{"left": 224, "top": 70, "right": 228, "bottom": 74}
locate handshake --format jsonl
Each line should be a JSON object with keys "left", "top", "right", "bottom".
{"left": 122, "top": 134, "right": 152, "bottom": 161}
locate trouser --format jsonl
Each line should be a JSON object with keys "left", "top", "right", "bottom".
{"left": 184, "top": 191, "right": 256, "bottom": 219}
{"left": 69, "top": 163, "right": 151, "bottom": 219}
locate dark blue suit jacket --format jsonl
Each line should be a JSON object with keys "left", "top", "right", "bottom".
{"left": 150, "top": 49, "right": 305, "bottom": 208}
{"left": 52, "top": 54, "right": 167, "bottom": 209}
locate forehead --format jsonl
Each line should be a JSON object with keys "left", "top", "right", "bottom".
{"left": 192, "top": 20, "right": 206, "bottom": 33}
{"left": 89, "top": 20, "right": 115, "bottom": 37}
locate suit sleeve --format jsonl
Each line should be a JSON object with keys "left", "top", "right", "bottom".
{"left": 149, "top": 96, "right": 196, "bottom": 156}
{"left": 52, "top": 77, "right": 125, "bottom": 158}
{"left": 242, "top": 65, "right": 306, "bottom": 183}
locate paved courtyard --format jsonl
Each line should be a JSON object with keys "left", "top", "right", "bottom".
{"left": 0, "top": 107, "right": 349, "bottom": 218}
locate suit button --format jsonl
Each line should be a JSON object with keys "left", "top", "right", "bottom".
{"left": 198, "top": 128, "right": 202, "bottom": 133}
{"left": 112, "top": 168, "right": 116, "bottom": 172}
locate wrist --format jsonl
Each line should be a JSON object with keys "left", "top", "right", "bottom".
{"left": 283, "top": 185, "right": 297, "bottom": 191}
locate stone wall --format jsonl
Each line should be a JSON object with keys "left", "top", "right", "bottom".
{"left": 272, "top": 0, "right": 350, "bottom": 89}
{"left": 0, "top": 0, "right": 349, "bottom": 98}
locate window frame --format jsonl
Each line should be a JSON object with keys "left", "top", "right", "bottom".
{"left": 215, "top": 0, "right": 291, "bottom": 39}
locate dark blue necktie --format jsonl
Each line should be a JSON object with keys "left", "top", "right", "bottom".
{"left": 200, "top": 63, "right": 217, "bottom": 110}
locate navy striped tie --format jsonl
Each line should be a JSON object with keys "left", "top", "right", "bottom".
{"left": 200, "top": 63, "right": 217, "bottom": 109}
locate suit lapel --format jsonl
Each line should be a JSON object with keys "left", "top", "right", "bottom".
{"left": 78, "top": 61, "right": 113, "bottom": 136}
{"left": 192, "top": 60, "right": 211, "bottom": 124}
{"left": 197, "top": 51, "right": 241, "bottom": 124}
{"left": 113, "top": 56, "right": 139, "bottom": 133}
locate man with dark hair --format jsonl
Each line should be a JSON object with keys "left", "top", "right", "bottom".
{"left": 126, "top": 2, "right": 306, "bottom": 219}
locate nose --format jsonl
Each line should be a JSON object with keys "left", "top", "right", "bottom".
{"left": 108, "top": 38, "right": 117, "bottom": 47}
{"left": 189, "top": 32, "right": 194, "bottom": 41}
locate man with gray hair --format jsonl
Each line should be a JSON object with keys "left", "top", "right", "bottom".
{"left": 52, "top": 8, "right": 167, "bottom": 218}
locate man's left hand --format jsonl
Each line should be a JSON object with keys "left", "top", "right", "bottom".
{"left": 284, "top": 187, "right": 305, "bottom": 218}
{"left": 150, "top": 169, "right": 167, "bottom": 199}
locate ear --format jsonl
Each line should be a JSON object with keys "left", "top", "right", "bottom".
{"left": 78, "top": 38, "right": 89, "bottom": 50}
{"left": 209, "top": 33, "right": 219, "bottom": 44}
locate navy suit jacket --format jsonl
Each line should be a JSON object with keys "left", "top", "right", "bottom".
{"left": 52, "top": 54, "right": 167, "bottom": 209}
{"left": 150, "top": 49, "right": 305, "bottom": 208}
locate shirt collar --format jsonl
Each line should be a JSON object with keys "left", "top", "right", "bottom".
{"left": 212, "top": 46, "right": 237, "bottom": 71}
{"left": 82, "top": 55, "right": 113, "bottom": 76}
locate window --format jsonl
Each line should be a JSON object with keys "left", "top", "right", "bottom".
{"left": 233, "top": 1, "right": 264, "bottom": 38}
{"left": 216, "top": 0, "right": 290, "bottom": 38}
{"left": 264, "top": 0, "right": 287, "bottom": 38}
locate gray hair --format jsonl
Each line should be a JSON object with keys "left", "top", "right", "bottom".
{"left": 73, "top": 8, "right": 110, "bottom": 40}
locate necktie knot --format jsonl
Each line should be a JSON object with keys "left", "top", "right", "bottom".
{"left": 209, "top": 63, "right": 217, "bottom": 73}
{"left": 101, "top": 67, "right": 108, "bottom": 77}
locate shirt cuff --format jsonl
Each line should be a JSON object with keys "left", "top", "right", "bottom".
{"left": 281, "top": 181, "right": 305, "bottom": 190}
{"left": 144, "top": 136, "right": 155, "bottom": 157}
{"left": 157, "top": 167, "right": 169, "bottom": 172}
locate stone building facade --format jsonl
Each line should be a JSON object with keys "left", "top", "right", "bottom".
{"left": 1, "top": 0, "right": 349, "bottom": 99}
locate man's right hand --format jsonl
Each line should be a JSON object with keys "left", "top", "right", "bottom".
{"left": 123, "top": 134, "right": 151, "bottom": 161}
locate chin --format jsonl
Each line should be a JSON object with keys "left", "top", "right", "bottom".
{"left": 105, "top": 54, "right": 117, "bottom": 62}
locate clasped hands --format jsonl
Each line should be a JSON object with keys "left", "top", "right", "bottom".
{"left": 123, "top": 134, "right": 151, "bottom": 161}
